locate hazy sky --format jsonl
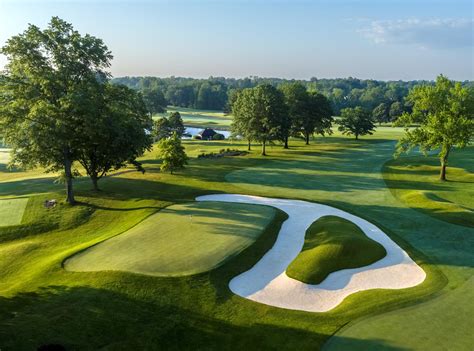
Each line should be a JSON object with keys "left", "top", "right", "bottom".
{"left": 0, "top": 0, "right": 473, "bottom": 80}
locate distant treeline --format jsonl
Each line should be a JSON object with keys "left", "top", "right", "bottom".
{"left": 112, "top": 76, "right": 474, "bottom": 116}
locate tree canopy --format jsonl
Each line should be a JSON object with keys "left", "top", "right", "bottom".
{"left": 337, "top": 107, "right": 375, "bottom": 140}
{"left": 231, "top": 84, "right": 287, "bottom": 155}
{"left": 157, "top": 132, "right": 188, "bottom": 174}
{"left": 0, "top": 17, "right": 112, "bottom": 204}
{"left": 395, "top": 75, "right": 474, "bottom": 181}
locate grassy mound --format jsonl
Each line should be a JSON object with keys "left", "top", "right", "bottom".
{"left": 0, "top": 197, "right": 28, "bottom": 227}
{"left": 383, "top": 146, "right": 474, "bottom": 227}
{"left": 286, "top": 216, "right": 386, "bottom": 284}
{"left": 65, "top": 201, "right": 276, "bottom": 276}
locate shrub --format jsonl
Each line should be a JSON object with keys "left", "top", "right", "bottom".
{"left": 212, "top": 133, "right": 225, "bottom": 140}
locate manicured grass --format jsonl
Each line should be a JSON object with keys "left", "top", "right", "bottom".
{"left": 65, "top": 201, "right": 276, "bottom": 276}
{"left": 0, "top": 197, "right": 29, "bottom": 227}
{"left": 0, "top": 129, "right": 467, "bottom": 350}
{"left": 0, "top": 148, "right": 10, "bottom": 164}
{"left": 383, "top": 146, "right": 474, "bottom": 227}
{"left": 286, "top": 216, "right": 386, "bottom": 284}
{"left": 154, "top": 106, "right": 232, "bottom": 128}
{"left": 325, "top": 276, "right": 474, "bottom": 351}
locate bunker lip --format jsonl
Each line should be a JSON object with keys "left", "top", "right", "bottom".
{"left": 196, "top": 194, "right": 426, "bottom": 313}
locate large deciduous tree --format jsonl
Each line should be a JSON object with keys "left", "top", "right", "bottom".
{"left": 338, "top": 107, "right": 375, "bottom": 140}
{"left": 78, "top": 84, "right": 153, "bottom": 191}
{"left": 0, "top": 17, "right": 112, "bottom": 204}
{"left": 168, "top": 111, "right": 185, "bottom": 137}
{"left": 232, "top": 84, "right": 287, "bottom": 155}
{"left": 141, "top": 88, "right": 167, "bottom": 115}
{"left": 300, "top": 92, "right": 333, "bottom": 145}
{"left": 395, "top": 75, "right": 474, "bottom": 181}
{"left": 279, "top": 82, "right": 307, "bottom": 148}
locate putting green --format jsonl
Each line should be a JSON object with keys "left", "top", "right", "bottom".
{"left": 65, "top": 201, "right": 276, "bottom": 276}
{"left": 286, "top": 216, "right": 386, "bottom": 284}
{"left": 0, "top": 198, "right": 28, "bottom": 227}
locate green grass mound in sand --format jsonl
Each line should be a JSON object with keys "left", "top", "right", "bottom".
{"left": 0, "top": 197, "right": 28, "bottom": 227}
{"left": 286, "top": 216, "right": 387, "bottom": 284}
{"left": 65, "top": 201, "right": 276, "bottom": 276}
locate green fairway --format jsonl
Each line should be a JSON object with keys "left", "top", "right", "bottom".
{"left": 0, "top": 131, "right": 468, "bottom": 350}
{"left": 154, "top": 106, "right": 232, "bottom": 128}
{"left": 0, "top": 197, "right": 28, "bottom": 227}
{"left": 383, "top": 146, "right": 474, "bottom": 227}
{"left": 286, "top": 216, "right": 386, "bottom": 284}
{"left": 65, "top": 201, "right": 276, "bottom": 276}
{"left": 325, "top": 276, "right": 474, "bottom": 351}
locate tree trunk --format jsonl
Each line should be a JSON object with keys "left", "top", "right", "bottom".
{"left": 355, "top": 133, "right": 359, "bottom": 140}
{"left": 305, "top": 133, "right": 310, "bottom": 145}
{"left": 91, "top": 175, "right": 99, "bottom": 191}
{"left": 248, "top": 139, "right": 251, "bottom": 151}
{"left": 284, "top": 136, "right": 289, "bottom": 149}
{"left": 439, "top": 146, "right": 450, "bottom": 181}
{"left": 64, "top": 154, "right": 75, "bottom": 205}
{"left": 262, "top": 141, "right": 266, "bottom": 156}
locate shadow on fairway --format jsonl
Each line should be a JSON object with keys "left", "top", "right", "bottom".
{"left": 0, "top": 285, "right": 408, "bottom": 351}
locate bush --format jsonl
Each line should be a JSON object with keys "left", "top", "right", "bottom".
{"left": 212, "top": 133, "right": 225, "bottom": 140}
{"left": 193, "top": 135, "right": 202, "bottom": 140}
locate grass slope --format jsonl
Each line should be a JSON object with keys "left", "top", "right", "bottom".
{"left": 0, "top": 197, "right": 29, "bottom": 227}
{"left": 286, "top": 216, "right": 386, "bottom": 284}
{"left": 0, "top": 127, "right": 462, "bottom": 350}
{"left": 383, "top": 146, "right": 474, "bottom": 227}
{"left": 65, "top": 201, "right": 276, "bottom": 276}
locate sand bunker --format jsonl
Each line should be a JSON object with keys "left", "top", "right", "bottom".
{"left": 196, "top": 194, "right": 426, "bottom": 312}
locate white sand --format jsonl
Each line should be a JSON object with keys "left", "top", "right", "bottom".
{"left": 196, "top": 194, "right": 426, "bottom": 312}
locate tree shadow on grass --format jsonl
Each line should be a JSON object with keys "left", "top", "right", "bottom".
{"left": 0, "top": 284, "right": 409, "bottom": 351}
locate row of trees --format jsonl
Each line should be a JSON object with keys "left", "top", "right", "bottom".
{"left": 113, "top": 76, "right": 474, "bottom": 116}
{"left": 0, "top": 18, "right": 153, "bottom": 204}
{"left": 231, "top": 83, "right": 333, "bottom": 155}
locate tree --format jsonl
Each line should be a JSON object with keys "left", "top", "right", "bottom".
{"left": 389, "top": 101, "right": 404, "bottom": 121}
{"left": 232, "top": 84, "right": 287, "bottom": 155}
{"left": 77, "top": 84, "right": 153, "bottom": 191}
{"left": 168, "top": 111, "right": 185, "bottom": 137}
{"left": 279, "top": 82, "right": 307, "bottom": 148}
{"left": 338, "top": 107, "right": 375, "bottom": 140}
{"left": 372, "top": 103, "right": 390, "bottom": 125}
{"left": 0, "top": 17, "right": 112, "bottom": 204}
{"left": 153, "top": 117, "right": 172, "bottom": 141}
{"left": 157, "top": 132, "right": 188, "bottom": 174}
{"left": 298, "top": 92, "right": 333, "bottom": 145}
{"left": 141, "top": 88, "right": 167, "bottom": 115}
{"left": 395, "top": 75, "right": 474, "bottom": 181}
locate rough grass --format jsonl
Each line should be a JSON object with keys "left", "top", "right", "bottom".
{"left": 0, "top": 197, "right": 29, "bottom": 227}
{"left": 65, "top": 201, "right": 276, "bottom": 276}
{"left": 383, "top": 146, "right": 474, "bottom": 227}
{"left": 0, "top": 126, "right": 466, "bottom": 350}
{"left": 286, "top": 216, "right": 386, "bottom": 284}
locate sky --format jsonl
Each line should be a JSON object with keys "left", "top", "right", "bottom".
{"left": 0, "top": 0, "right": 473, "bottom": 81}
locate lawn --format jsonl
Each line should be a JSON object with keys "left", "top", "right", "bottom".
{"left": 0, "top": 197, "right": 29, "bottom": 227}
{"left": 0, "top": 124, "right": 470, "bottom": 350}
{"left": 65, "top": 201, "right": 276, "bottom": 276}
{"left": 286, "top": 215, "right": 386, "bottom": 284}
{"left": 154, "top": 106, "right": 232, "bottom": 129}
{"left": 383, "top": 146, "right": 474, "bottom": 227}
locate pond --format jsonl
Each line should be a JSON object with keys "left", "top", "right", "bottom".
{"left": 183, "top": 127, "right": 232, "bottom": 139}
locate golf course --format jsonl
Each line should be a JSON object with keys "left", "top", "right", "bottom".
{"left": 1, "top": 126, "right": 472, "bottom": 349}
{"left": 0, "top": 5, "right": 472, "bottom": 349}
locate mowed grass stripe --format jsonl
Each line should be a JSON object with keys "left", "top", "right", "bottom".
{"left": 65, "top": 201, "right": 276, "bottom": 276}
{"left": 0, "top": 198, "right": 29, "bottom": 227}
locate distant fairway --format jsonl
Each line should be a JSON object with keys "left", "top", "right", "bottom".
{"left": 0, "top": 197, "right": 28, "bottom": 227}
{"left": 154, "top": 106, "right": 232, "bottom": 128}
{"left": 286, "top": 216, "right": 386, "bottom": 285}
{"left": 383, "top": 146, "right": 474, "bottom": 227}
{"left": 65, "top": 201, "right": 276, "bottom": 276}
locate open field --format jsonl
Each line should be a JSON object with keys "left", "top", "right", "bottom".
{"left": 65, "top": 201, "right": 276, "bottom": 276}
{"left": 154, "top": 106, "right": 232, "bottom": 129}
{"left": 286, "top": 215, "right": 386, "bottom": 285}
{"left": 0, "top": 197, "right": 29, "bottom": 227}
{"left": 0, "top": 124, "right": 472, "bottom": 350}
